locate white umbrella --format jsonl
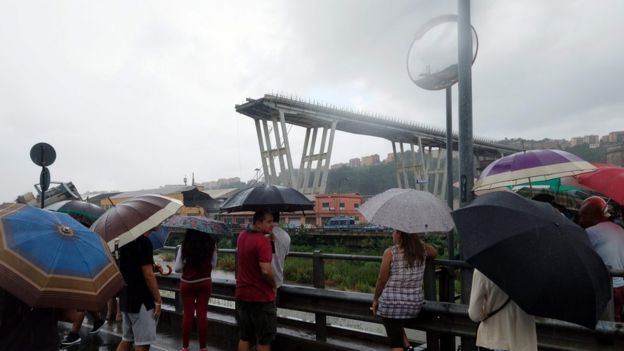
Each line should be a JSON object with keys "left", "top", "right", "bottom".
{"left": 358, "top": 188, "right": 454, "bottom": 233}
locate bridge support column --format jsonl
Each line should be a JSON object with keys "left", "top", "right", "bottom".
{"left": 391, "top": 139, "right": 430, "bottom": 191}
{"left": 297, "top": 122, "right": 336, "bottom": 194}
{"left": 253, "top": 111, "right": 296, "bottom": 187}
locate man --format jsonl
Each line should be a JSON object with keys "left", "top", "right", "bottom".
{"left": 468, "top": 269, "right": 537, "bottom": 351}
{"left": 116, "top": 228, "right": 162, "bottom": 351}
{"left": 235, "top": 209, "right": 277, "bottom": 351}
{"left": 578, "top": 196, "right": 624, "bottom": 322}
{"left": 270, "top": 212, "right": 291, "bottom": 289}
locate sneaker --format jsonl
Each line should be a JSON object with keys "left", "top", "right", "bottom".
{"left": 60, "top": 332, "right": 81, "bottom": 346}
{"left": 180, "top": 348, "right": 189, "bottom": 351}
{"left": 89, "top": 319, "right": 105, "bottom": 334}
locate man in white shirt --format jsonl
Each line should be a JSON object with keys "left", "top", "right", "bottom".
{"left": 270, "top": 212, "right": 291, "bottom": 289}
{"left": 468, "top": 269, "right": 537, "bottom": 351}
{"left": 579, "top": 196, "right": 624, "bottom": 322}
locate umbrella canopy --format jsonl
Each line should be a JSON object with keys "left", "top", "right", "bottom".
{"left": 162, "top": 215, "right": 228, "bottom": 239}
{"left": 452, "top": 191, "right": 610, "bottom": 329}
{"left": 220, "top": 184, "right": 314, "bottom": 213}
{"left": 358, "top": 188, "right": 454, "bottom": 233}
{"left": 576, "top": 166, "right": 624, "bottom": 205}
{"left": 0, "top": 203, "right": 124, "bottom": 310}
{"left": 149, "top": 226, "right": 170, "bottom": 250}
{"left": 45, "top": 200, "right": 106, "bottom": 227}
{"left": 474, "top": 149, "right": 596, "bottom": 191}
{"left": 91, "top": 194, "right": 183, "bottom": 250}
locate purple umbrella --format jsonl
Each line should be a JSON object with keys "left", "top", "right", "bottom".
{"left": 474, "top": 149, "right": 596, "bottom": 191}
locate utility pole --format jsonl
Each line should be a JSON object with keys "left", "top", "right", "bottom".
{"left": 458, "top": 0, "right": 474, "bottom": 207}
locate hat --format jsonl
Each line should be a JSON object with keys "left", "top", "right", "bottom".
{"left": 582, "top": 196, "right": 609, "bottom": 218}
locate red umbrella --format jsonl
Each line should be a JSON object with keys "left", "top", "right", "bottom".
{"left": 576, "top": 166, "right": 624, "bottom": 205}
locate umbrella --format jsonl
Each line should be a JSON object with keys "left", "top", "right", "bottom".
{"left": 149, "top": 226, "right": 170, "bottom": 250}
{"left": 220, "top": 184, "right": 314, "bottom": 213}
{"left": 162, "top": 215, "right": 228, "bottom": 239}
{"left": 474, "top": 149, "right": 596, "bottom": 191}
{"left": 0, "top": 203, "right": 124, "bottom": 310}
{"left": 452, "top": 191, "right": 610, "bottom": 329}
{"left": 91, "top": 194, "right": 183, "bottom": 250}
{"left": 576, "top": 166, "right": 624, "bottom": 205}
{"left": 357, "top": 188, "right": 454, "bottom": 233}
{"left": 45, "top": 200, "right": 106, "bottom": 227}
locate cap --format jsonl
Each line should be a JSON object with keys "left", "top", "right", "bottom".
{"left": 582, "top": 196, "right": 609, "bottom": 217}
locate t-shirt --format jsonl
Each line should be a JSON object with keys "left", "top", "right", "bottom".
{"left": 119, "top": 235, "right": 155, "bottom": 313}
{"left": 0, "top": 289, "right": 59, "bottom": 351}
{"left": 586, "top": 221, "right": 624, "bottom": 288}
{"left": 235, "top": 230, "right": 275, "bottom": 302}
{"left": 271, "top": 226, "right": 291, "bottom": 288}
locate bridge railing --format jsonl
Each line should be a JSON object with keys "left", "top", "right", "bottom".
{"left": 157, "top": 249, "right": 624, "bottom": 351}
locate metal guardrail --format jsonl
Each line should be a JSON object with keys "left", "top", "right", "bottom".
{"left": 158, "top": 250, "right": 624, "bottom": 351}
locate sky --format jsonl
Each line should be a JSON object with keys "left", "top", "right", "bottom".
{"left": 1, "top": 0, "right": 623, "bottom": 202}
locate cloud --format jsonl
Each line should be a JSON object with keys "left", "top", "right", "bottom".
{"left": 1, "top": 0, "right": 623, "bottom": 202}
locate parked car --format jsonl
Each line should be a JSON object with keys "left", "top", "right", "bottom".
{"left": 323, "top": 216, "right": 356, "bottom": 231}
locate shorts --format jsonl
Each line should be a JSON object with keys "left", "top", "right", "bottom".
{"left": 121, "top": 304, "right": 158, "bottom": 346}
{"left": 381, "top": 317, "right": 416, "bottom": 348}
{"left": 235, "top": 300, "right": 277, "bottom": 345}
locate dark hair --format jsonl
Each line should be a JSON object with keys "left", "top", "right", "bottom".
{"left": 398, "top": 231, "right": 425, "bottom": 267}
{"left": 181, "top": 229, "right": 216, "bottom": 268}
{"left": 272, "top": 211, "right": 280, "bottom": 223}
{"left": 253, "top": 209, "right": 273, "bottom": 224}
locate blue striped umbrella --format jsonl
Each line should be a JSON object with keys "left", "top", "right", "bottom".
{"left": 0, "top": 203, "right": 124, "bottom": 310}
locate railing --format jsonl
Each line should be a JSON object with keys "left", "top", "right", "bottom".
{"left": 156, "top": 250, "right": 624, "bottom": 351}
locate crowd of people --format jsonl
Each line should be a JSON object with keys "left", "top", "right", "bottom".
{"left": 1, "top": 193, "right": 623, "bottom": 351}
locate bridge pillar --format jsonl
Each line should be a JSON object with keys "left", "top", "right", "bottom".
{"left": 297, "top": 122, "right": 336, "bottom": 194}
{"left": 391, "top": 139, "right": 451, "bottom": 200}
{"left": 253, "top": 110, "right": 297, "bottom": 187}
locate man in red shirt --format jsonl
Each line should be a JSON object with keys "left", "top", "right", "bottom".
{"left": 235, "top": 209, "right": 277, "bottom": 351}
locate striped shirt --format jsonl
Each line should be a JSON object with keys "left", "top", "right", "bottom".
{"left": 377, "top": 245, "right": 426, "bottom": 319}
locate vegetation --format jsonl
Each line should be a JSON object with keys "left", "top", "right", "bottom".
{"left": 564, "top": 144, "right": 607, "bottom": 163}
{"left": 213, "top": 234, "right": 455, "bottom": 293}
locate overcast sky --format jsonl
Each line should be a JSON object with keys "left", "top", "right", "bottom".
{"left": 1, "top": 0, "right": 623, "bottom": 202}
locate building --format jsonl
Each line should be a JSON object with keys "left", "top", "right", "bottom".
{"left": 101, "top": 185, "right": 221, "bottom": 216}
{"left": 385, "top": 153, "right": 395, "bottom": 163}
{"left": 314, "top": 193, "right": 363, "bottom": 226}
{"left": 608, "top": 131, "right": 624, "bottom": 144}
{"left": 349, "top": 158, "right": 361, "bottom": 168}
{"left": 216, "top": 193, "right": 365, "bottom": 228}
{"left": 583, "top": 135, "right": 600, "bottom": 145}
{"left": 361, "top": 154, "right": 381, "bottom": 166}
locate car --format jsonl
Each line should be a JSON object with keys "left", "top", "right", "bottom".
{"left": 323, "top": 216, "right": 356, "bottom": 231}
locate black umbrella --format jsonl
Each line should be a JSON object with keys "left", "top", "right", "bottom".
{"left": 220, "top": 184, "right": 314, "bottom": 213}
{"left": 45, "top": 200, "right": 106, "bottom": 227}
{"left": 452, "top": 191, "right": 610, "bottom": 329}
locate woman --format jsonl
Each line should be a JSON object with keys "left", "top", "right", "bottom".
{"left": 174, "top": 229, "right": 218, "bottom": 351}
{"left": 372, "top": 230, "right": 438, "bottom": 351}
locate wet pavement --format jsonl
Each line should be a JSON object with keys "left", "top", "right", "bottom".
{"left": 59, "top": 320, "right": 226, "bottom": 351}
